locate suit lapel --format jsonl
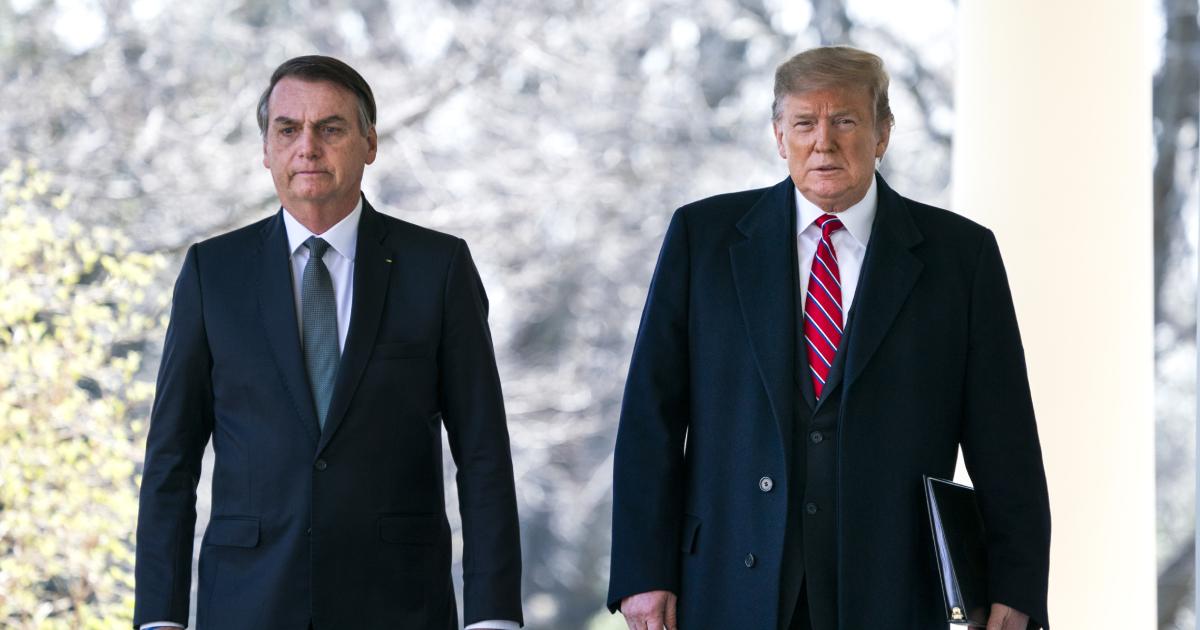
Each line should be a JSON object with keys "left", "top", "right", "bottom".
{"left": 317, "top": 199, "right": 392, "bottom": 455}
{"left": 256, "top": 210, "right": 322, "bottom": 446}
{"left": 841, "top": 174, "right": 924, "bottom": 391}
{"left": 730, "top": 178, "right": 798, "bottom": 451}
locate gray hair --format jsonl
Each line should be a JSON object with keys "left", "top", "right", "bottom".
{"left": 256, "top": 55, "right": 376, "bottom": 138}
{"left": 771, "top": 46, "right": 894, "bottom": 131}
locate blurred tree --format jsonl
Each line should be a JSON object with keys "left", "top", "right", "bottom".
{"left": 1154, "top": 0, "right": 1200, "bottom": 627}
{"left": 0, "top": 160, "right": 165, "bottom": 628}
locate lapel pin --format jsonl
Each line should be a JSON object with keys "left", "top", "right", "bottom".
{"left": 385, "top": 258, "right": 393, "bottom": 263}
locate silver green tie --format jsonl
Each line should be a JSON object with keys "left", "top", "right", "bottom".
{"left": 301, "top": 237, "right": 338, "bottom": 430}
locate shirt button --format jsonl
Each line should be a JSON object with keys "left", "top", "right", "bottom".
{"left": 805, "top": 502, "right": 819, "bottom": 515}
{"left": 314, "top": 459, "right": 327, "bottom": 471}
{"left": 744, "top": 553, "right": 756, "bottom": 568}
{"left": 758, "top": 476, "right": 774, "bottom": 492}
{"left": 810, "top": 431, "right": 824, "bottom": 444}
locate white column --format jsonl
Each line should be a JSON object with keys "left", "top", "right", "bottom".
{"left": 952, "top": 1, "right": 1155, "bottom": 627}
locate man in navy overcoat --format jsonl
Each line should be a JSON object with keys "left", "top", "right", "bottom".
{"left": 608, "top": 46, "right": 1051, "bottom": 630}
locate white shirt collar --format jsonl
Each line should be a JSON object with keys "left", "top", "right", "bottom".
{"left": 281, "top": 197, "right": 363, "bottom": 261}
{"left": 794, "top": 176, "right": 877, "bottom": 247}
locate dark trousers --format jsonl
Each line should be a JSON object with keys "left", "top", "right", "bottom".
{"left": 789, "top": 585, "right": 814, "bottom": 630}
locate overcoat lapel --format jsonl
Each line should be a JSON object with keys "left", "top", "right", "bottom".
{"left": 842, "top": 174, "right": 924, "bottom": 391}
{"left": 256, "top": 211, "right": 322, "bottom": 446}
{"left": 730, "top": 179, "right": 798, "bottom": 453}
{"left": 317, "top": 199, "right": 392, "bottom": 455}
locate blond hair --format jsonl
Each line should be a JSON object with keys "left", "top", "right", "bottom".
{"left": 772, "top": 46, "right": 894, "bottom": 131}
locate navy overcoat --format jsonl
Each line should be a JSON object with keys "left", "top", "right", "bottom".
{"left": 608, "top": 175, "right": 1050, "bottom": 629}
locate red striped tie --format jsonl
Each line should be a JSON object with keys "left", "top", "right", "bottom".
{"left": 804, "top": 214, "right": 845, "bottom": 400}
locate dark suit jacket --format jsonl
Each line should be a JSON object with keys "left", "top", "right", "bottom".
{"left": 607, "top": 174, "right": 1050, "bottom": 629}
{"left": 134, "top": 199, "right": 522, "bottom": 629}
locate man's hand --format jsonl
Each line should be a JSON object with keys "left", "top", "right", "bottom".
{"left": 620, "top": 590, "right": 678, "bottom": 630}
{"left": 986, "top": 603, "right": 1030, "bottom": 630}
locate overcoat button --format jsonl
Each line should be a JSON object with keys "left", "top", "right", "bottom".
{"left": 759, "top": 476, "right": 774, "bottom": 492}
{"left": 744, "top": 553, "right": 756, "bottom": 568}
{"left": 805, "top": 502, "right": 819, "bottom": 515}
{"left": 810, "top": 431, "right": 824, "bottom": 444}
{"left": 314, "top": 459, "right": 328, "bottom": 471}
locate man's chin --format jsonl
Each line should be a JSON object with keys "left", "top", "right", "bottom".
{"left": 287, "top": 188, "right": 333, "bottom": 202}
{"left": 801, "top": 186, "right": 848, "bottom": 204}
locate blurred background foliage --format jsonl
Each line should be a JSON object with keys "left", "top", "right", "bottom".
{"left": 0, "top": 0, "right": 1194, "bottom": 628}
{"left": 0, "top": 160, "right": 165, "bottom": 627}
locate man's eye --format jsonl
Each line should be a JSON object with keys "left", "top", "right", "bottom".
{"left": 279, "top": 127, "right": 296, "bottom": 136}
{"left": 836, "top": 118, "right": 856, "bottom": 127}
{"left": 323, "top": 126, "right": 343, "bottom": 135}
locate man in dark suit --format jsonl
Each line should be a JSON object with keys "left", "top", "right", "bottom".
{"left": 134, "top": 56, "right": 522, "bottom": 630}
{"left": 607, "top": 46, "right": 1050, "bottom": 630}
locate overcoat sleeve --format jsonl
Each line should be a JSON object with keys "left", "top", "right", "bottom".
{"left": 438, "top": 239, "right": 524, "bottom": 626}
{"left": 607, "top": 209, "right": 692, "bottom": 611}
{"left": 134, "top": 245, "right": 215, "bottom": 627}
{"left": 959, "top": 231, "right": 1052, "bottom": 629}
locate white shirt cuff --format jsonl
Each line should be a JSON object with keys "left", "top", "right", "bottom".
{"left": 139, "top": 624, "right": 185, "bottom": 629}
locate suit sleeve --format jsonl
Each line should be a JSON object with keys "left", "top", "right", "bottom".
{"left": 134, "top": 245, "right": 215, "bottom": 627}
{"left": 959, "top": 231, "right": 1051, "bottom": 629}
{"left": 437, "top": 239, "right": 524, "bottom": 627}
{"left": 606, "top": 209, "right": 691, "bottom": 612}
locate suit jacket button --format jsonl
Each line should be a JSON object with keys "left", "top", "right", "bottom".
{"left": 306, "top": 527, "right": 312, "bottom": 536}
{"left": 809, "top": 431, "right": 824, "bottom": 444}
{"left": 758, "top": 476, "right": 774, "bottom": 492}
{"left": 314, "top": 459, "right": 327, "bottom": 471}
{"left": 744, "top": 553, "right": 756, "bottom": 568}
{"left": 805, "top": 502, "right": 819, "bottom": 515}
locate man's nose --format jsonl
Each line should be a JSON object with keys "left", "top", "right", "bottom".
{"left": 296, "top": 126, "right": 321, "bottom": 158}
{"left": 813, "top": 121, "right": 836, "bottom": 151}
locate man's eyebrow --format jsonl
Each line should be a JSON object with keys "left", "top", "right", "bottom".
{"left": 315, "top": 115, "right": 350, "bottom": 126}
{"left": 791, "top": 109, "right": 858, "bottom": 120}
{"left": 271, "top": 115, "right": 350, "bottom": 127}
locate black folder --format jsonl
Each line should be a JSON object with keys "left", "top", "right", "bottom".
{"left": 923, "top": 476, "right": 989, "bottom": 627}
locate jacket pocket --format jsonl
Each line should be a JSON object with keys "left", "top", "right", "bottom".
{"left": 379, "top": 513, "right": 441, "bottom": 545}
{"left": 204, "top": 516, "right": 260, "bottom": 548}
{"left": 372, "top": 342, "right": 433, "bottom": 360}
{"left": 680, "top": 514, "right": 701, "bottom": 554}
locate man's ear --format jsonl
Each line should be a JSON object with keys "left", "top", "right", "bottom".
{"left": 773, "top": 121, "right": 787, "bottom": 160}
{"left": 874, "top": 122, "right": 891, "bottom": 160}
{"left": 365, "top": 127, "right": 378, "bottom": 165}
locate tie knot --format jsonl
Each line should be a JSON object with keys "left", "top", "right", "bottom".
{"left": 815, "top": 214, "right": 845, "bottom": 239}
{"left": 304, "top": 236, "right": 330, "bottom": 260}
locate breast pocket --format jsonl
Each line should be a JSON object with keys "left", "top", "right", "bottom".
{"left": 371, "top": 342, "right": 434, "bottom": 360}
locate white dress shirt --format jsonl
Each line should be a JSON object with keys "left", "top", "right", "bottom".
{"left": 142, "top": 200, "right": 517, "bottom": 630}
{"left": 795, "top": 178, "right": 878, "bottom": 324}
{"left": 283, "top": 199, "right": 360, "bottom": 352}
